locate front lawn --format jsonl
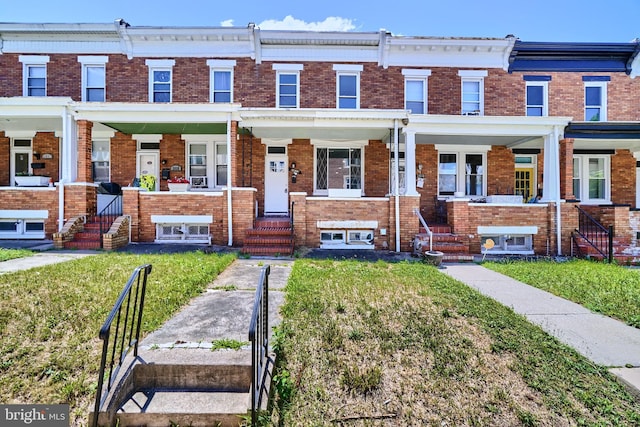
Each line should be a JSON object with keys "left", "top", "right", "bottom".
{"left": 0, "top": 248, "right": 34, "bottom": 262}
{"left": 486, "top": 259, "right": 640, "bottom": 328}
{"left": 0, "top": 251, "right": 236, "bottom": 426}
{"left": 271, "top": 259, "right": 640, "bottom": 426}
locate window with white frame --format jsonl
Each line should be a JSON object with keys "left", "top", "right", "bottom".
{"left": 402, "top": 69, "right": 431, "bottom": 114}
{"left": 315, "top": 144, "right": 364, "bottom": 194}
{"left": 185, "top": 137, "right": 228, "bottom": 188}
{"left": 524, "top": 76, "right": 550, "bottom": 116}
{"left": 584, "top": 77, "right": 609, "bottom": 121}
{"left": 92, "top": 140, "right": 110, "bottom": 182}
{"left": 333, "top": 64, "right": 362, "bottom": 109}
{"left": 573, "top": 154, "right": 610, "bottom": 203}
{"left": 19, "top": 56, "right": 49, "bottom": 97}
{"left": 78, "top": 56, "right": 108, "bottom": 102}
{"left": 458, "top": 70, "right": 487, "bottom": 116}
{"left": 146, "top": 59, "right": 175, "bottom": 103}
{"left": 390, "top": 151, "right": 406, "bottom": 194}
{"left": 207, "top": 59, "right": 236, "bottom": 103}
{"left": 438, "top": 150, "right": 486, "bottom": 196}
{"left": 157, "top": 223, "right": 210, "bottom": 241}
{"left": 273, "top": 64, "right": 303, "bottom": 108}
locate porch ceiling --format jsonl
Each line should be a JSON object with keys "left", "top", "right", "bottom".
{"left": 103, "top": 122, "right": 227, "bottom": 135}
{"left": 414, "top": 134, "right": 543, "bottom": 148}
{"left": 1, "top": 117, "right": 63, "bottom": 134}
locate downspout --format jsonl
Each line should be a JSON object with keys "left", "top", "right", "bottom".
{"left": 554, "top": 126, "right": 562, "bottom": 256}
{"left": 394, "top": 119, "right": 400, "bottom": 252}
{"left": 58, "top": 107, "right": 68, "bottom": 232}
{"left": 226, "top": 113, "right": 233, "bottom": 246}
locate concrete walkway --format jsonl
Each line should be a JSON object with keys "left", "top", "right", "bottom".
{"left": 0, "top": 251, "right": 95, "bottom": 274}
{"left": 443, "top": 263, "right": 640, "bottom": 398}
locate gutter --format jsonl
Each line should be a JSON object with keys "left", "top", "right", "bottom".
{"left": 394, "top": 119, "right": 400, "bottom": 252}
{"left": 226, "top": 113, "right": 233, "bottom": 246}
{"left": 554, "top": 126, "right": 562, "bottom": 256}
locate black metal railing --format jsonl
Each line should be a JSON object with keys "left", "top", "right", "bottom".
{"left": 575, "top": 205, "right": 614, "bottom": 263}
{"left": 97, "top": 195, "right": 123, "bottom": 248}
{"left": 290, "top": 201, "right": 295, "bottom": 255}
{"left": 249, "top": 264, "right": 270, "bottom": 426}
{"left": 92, "top": 264, "right": 152, "bottom": 427}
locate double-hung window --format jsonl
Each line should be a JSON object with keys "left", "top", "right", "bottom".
{"left": 437, "top": 149, "right": 487, "bottom": 196}
{"left": 273, "top": 64, "right": 303, "bottom": 108}
{"left": 583, "top": 77, "right": 609, "bottom": 121}
{"left": 333, "top": 64, "right": 362, "bottom": 109}
{"left": 91, "top": 140, "right": 110, "bottom": 182}
{"left": 207, "top": 59, "right": 236, "bottom": 103}
{"left": 402, "top": 69, "right": 431, "bottom": 114}
{"left": 314, "top": 141, "right": 365, "bottom": 195}
{"left": 78, "top": 56, "right": 108, "bottom": 102}
{"left": 19, "top": 55, "right": 49, "bottom": 97}
{"left": 524, "top": 76, "right": 550, "bottom": 116}
{"left": 184, "top": 136, "right": 228, "bottom": 188}
{"left": 146, "top": 59, "right": 175, "bottom": 103}
{"left": 573, "top": 154, "right": 610, "bottom": 203}
{"left": 458, "top": 70, "right": 487, "bottom": 116}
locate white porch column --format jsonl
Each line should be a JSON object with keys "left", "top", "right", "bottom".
{"left": 60, "top": 108, "right": 78, "bottom": 182}
{"left": 540, "top": 131, "right": 560, "bottom": 202}
{"left": 403, "top": 129, "right": 418, "bottom": 196}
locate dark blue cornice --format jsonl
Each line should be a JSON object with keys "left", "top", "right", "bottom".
{"left": 509, "top": 41, "right": 640, "bottom": 74}
{"left": 565, "top": 122, "right": 640, "bottom": 139}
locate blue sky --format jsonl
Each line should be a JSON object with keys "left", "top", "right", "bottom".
{"left": 1, "top": 0, "right": 639, "bottom": 42}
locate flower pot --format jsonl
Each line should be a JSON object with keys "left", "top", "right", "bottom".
{"left": 422, "top": 250, "right": 444, "bottom": 267}
{"left": 168, "top": 183, "right": 190, "bottom": 192}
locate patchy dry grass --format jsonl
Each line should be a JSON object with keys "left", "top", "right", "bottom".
{"left": 0, "top": 251, "right": 235, "bottom": 426}
{"left": 0, "top": 248, "right": 34, "bottom": 262}
{"left": 271, "top": 259, "right": 640, "bottom": 426}
{"left": 486, "top": 259, "right": 640, "bottom": 328}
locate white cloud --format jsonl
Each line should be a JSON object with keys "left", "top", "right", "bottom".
{"left": 257, "top": 15, "right": 356, "bottom": 31}
{"left": 220, "top": 19, "right": 234, "bottom": 27}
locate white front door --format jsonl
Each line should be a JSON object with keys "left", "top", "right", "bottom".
{"left": 137, "top": 151, "right": 159, "bottom": 191}
{"left": 264, "top": 153, "right": 289, "bottom": 214}
{"left": 636, "top": 165, "right": 640, "bottom": 208}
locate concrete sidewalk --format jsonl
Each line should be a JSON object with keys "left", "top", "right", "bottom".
{"left": 443, "top": 263, "right": 640, "bottom": 398}
{"left": 0, "top": 251, "right": 95, "bottom": 274}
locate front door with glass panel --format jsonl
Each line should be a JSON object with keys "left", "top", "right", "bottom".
{"left": 264, "top": 148, "right": 288, "bottom": 214}
{"left": 11, "top": 151, "right": 32, "bottom": 187}
{"left": 515, "top": 168, "right": 535, "bottom": 201}
{"left": 137, "top": 152, "right": 159, "bottom": 191}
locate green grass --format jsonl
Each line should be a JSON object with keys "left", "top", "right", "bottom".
{"left": 270, "top": 259, "right": 640, "bottom": 426}
{"left": 486, "top": 259, "right": 640, "bottom": 328}
{"left": 0, "top": 248, "right": 34, "bottom": 262}
{"left": 0, "top": 251, "right": 235, "bottom": 426}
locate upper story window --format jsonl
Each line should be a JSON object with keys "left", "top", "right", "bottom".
{"left": 78, "top": 56, "right": 108, "bottom": 102}
{"left": 402, "top": 69, "right": 431, "bottom": 114}
{"left": 19, "top": 56, "right": 49, "bottom": 97}
{"left": 207, "top": 59, "right": 236, "bottom": 103}
{"left": 333, "top": 64, "right": 363, "bottom": 109}
{"left": 458, "top": 70, "right": 487, "bottom": 116}
{"left": 146, "top": 59, "right": 175, "bottom": 103}
{"left": 583, "top": 76, "right": 609, "bottom": 121}
{"left": 524, "top": 76, "right": 550, "bottom": 117}
{"left": 273, "top": 64, "right": 303, "bottom": 108}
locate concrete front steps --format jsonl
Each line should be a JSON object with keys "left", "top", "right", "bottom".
{"left": 242, "top": 216, "right": 294, "bottom": 256}
{"left": 414, "top": 224, "right": 474, "bottom": 262}
{"left": 92, "top": 348, "right": 254, "bottom": 427}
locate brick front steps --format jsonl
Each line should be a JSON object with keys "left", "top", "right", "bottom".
{"left": 242, "top": 217, "right": 294, "bottom": 256}
{"left": 414, "top": 224, "right": 473, "bottom": 263}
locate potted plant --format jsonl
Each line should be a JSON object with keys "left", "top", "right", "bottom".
{"left": 167, "top": 176, "right": 190, "bottom": 192}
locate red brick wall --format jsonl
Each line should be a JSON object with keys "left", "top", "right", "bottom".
{"left": 611, "top": 149, "right": 636, "bottom": 207}
{"left": 0, "top": 188, "right": 59, "bottom": 237}
{"left": 77, "top": 120, "right": 92, "bottom": 182}
{"left": 110, "top": 132, "right": 137, "bottom": 187}
{"left": 33, "top": 132, "right": 59, "bottom": 182}
{"left": 64, "top": 184, "right": 97, "bottom": 218}
{"left": 559, "top": 139, "right": 575, "bottom": 200}
{"left": 416, "top": 144, "right": 439, "bottom": 222}
{"left": 105, "top": 56, "right": 148, "bottom": 102}
{"left": 487, "top": 146, "right": 515, "bottom": 195}
{"left": 287, "top": 139, "right": 313, "bottom": 194}
{"left": 0, "top": 54, "right": 22, "bottom": 97}
{"left": 0, "top": 132, "right": 10, "bottom": 186}
{"left": 159, "top": 134, "right": 186, "bottom": 191}
{"left": 365, "top": 140, "right": 390, "bottom": 197}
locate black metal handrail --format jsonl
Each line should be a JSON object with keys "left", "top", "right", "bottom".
{"left": 92, "top": 264, "right": 152, "bottom": 427}
{"left": 249, "top": 264, "right": 270, "bottom": 426}
{"left": 574, "top": 205, "right": 614, "bottom": 263}
{"left": 98, "top": 195, "right": 123, "bottom": 248}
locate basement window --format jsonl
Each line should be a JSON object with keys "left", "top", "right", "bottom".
{"left": 481, "top": 234, "right": 533, "bottom": 254}
{"left": 156, "top": 223, "right": 210, "bottom": 243}
{"left": 321, "top": 229, "right": 374, "bottom": 249}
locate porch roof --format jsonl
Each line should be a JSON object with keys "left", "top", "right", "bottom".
{"left": 405, "top": 114, "right": 572, "bottom": 147}
{"left": 239, "top": 108, "right": 408, "bottom": 140}
{"left": 0, "top": 97, "right": 74, "bottom": 136}
{"left": 567, "top": 122, "right": 640, "bottom": 151}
